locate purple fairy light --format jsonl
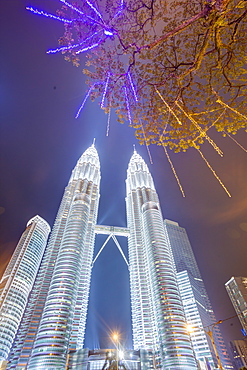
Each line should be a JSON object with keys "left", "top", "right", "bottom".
{"left": 114, "top": 0, "right": 124, "bottom": 19}
{"left": 85, "top": 0, "right": 104, "bottom": 21}
{"left": 127, "top": 72, "right": 138, "bottom": 102}
{"left": 104, "top": 30, "right": 114, "bottom": 36}
{"left": 26, "top": 7, "right": 73, "bottom": 23}
{"left": 75, "top": 85, "right": 95, "bottom": 118}
{"left": 47, "top": 31, "right": 101, "bottom": 54}
{"left": 59, "top": 0, "right": 85, "bottom": 16}
{"left": 59, "top": 0, "right": 102, "bottom": 26}
{"left": 124, "top": 85, "right": 132, "bottom": 125}
{"left": 100, "top": 73, "right": 110, "bottom": 108}
{"left": 75, "top": 41, "right": 102, "bottom": 54}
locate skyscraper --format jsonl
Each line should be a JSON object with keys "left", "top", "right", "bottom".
{"left": 4, "top": 146, "right": 232, "bottom": 369}
{"left": 7, "top": 144, "right": 101, "bottom": 369}
{"left": 126, "top": 151, "right": 196, "bottom": 369}
{"left": 0, "top": 215, "right": 50, "bottom": 364}
{"left": 229, "top": 340, "right": 247, "bottom": 369}
{"left": 164, "top": 219, "right": 233, "bottom": 369}
{"left": 225, "top": 276, "right": 247, "bottom": 335}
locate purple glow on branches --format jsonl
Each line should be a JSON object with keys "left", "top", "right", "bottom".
{"left": 124, "top": 85, "right": 132, "bottom": 125}
{"left": 47, "top": 43, "right": 82, "bottom": 54}
{"left": 47, "top": 31, "right": 101, "bottom": 54}
{"left": 106, "top": 107, "right": 111, "bottom": 136}
{"left": 26, "top": 7, "right": 73, "bottom": 23}
{"left": 104, "top": 30, "right": 114, "bottom": 36}
{"left": 114, "top": 0, "right": 124, "bottom": 19}
{"left": 59, "top": 0, "right": 101, "bottom": 25}
{"left": 75, "top": 85, "right": 95, "bottom": 119}
{"left": 59, "top": 0, "right": 85, "bottom": 16}
{"left": 100, "top": 73, "right": 110, "bottom": 108}
{"left": 85, "top": 0, "right": 103, "bottom": 21}
{"left": 75, "top": 41, "right": 102, "bottom": 54}
{"left": 127, "top": 72, "right": 138, "bottom": 102}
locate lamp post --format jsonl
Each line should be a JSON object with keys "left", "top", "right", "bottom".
{"left": 112, "top": 332, "right": 119, "bottom": 370}
{"left": 186, "top": 324, "right": 200, "bottom": 369}
{"left": 186, "top": 321, "right": 224, "bottom": 370}
{"left": 204, "top": 321, "right": 223, "bottom": 370}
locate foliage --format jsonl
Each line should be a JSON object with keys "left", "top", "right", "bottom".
{"left": 57, "top": 0, "right": 247, "bottom": 153}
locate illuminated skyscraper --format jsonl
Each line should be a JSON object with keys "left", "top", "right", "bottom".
{"left": 0, "top": 216, "right": 50, "bottom": 364}
{"left": 164, "top": 219, "right": 233, "bottom": 369}
{"left": 229, "top": 340, "right": 247, "bottom": 369}
{"left": 126, "top": 151, "right": 196, "bottom": 369}
{"left": 5, "top": 147, "right": 233, "bottom": 369}
{"left": 7, "top": 144, "right": 101, "bottom": 369}
{"left": 225, "top": 276, "right": 247, "bottom": 334}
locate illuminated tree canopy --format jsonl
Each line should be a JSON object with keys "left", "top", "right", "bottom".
{"left": 28, "top": 0, "right": 247, "bottom": 194}
{"left": 29, "top": 0, "right": 247, "bottom": 152}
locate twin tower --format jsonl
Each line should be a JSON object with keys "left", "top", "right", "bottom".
{"left": 4, "top": 144, "right": 198, "bottom": 369}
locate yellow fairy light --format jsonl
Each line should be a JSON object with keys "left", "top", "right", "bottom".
{"left": 155, "top": 87, "right": 182, "bottom": 125}
{"left": 162, "top": 144, "right": 186, "bottom": 197}
{"left": 141, "top": 120, "right": 153, "bottom": 164}
{"left": 194, "top": 145, "right": 231, "bottom": 197}
{"left": 224, "top": 131, "right": 247, "bottom": 152}
{"left": 216, "top": 98, "right": 247, "bottom": 121}
{"left": 175, "top": 101, "right": 223, "bottom": 157}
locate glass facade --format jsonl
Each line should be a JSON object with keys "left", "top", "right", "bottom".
{"left": 3, "top": 147, "right": 233, "bottom": 370}
{"left": 7, "top": 145, "right": 100, "bottom": 369}
{"left": 229, "top": 340, "right": 247, "bottom": 369}
{"left": 176, "top": 270, "right": 214, "bottom": 368}
{"left": 0, "top": 216, "right": 50, "bottom": 363}
{"left": 126, "top": 151, "right": 196, "bottom": 369}
{"left": 69, "top": 348, "right": 143, "bottom": 369}
{"left": 164, "top": 219, "right": 233, "bottom": 370}
{"left": 225, "top": 277, "right": 247, "bottom": 334}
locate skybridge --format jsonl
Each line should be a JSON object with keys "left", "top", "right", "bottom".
{"left": 93, "top": 225, "right": 130, "bottom": 268}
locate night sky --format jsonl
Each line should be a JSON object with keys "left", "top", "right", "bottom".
{"left": 1, "top": 0, "right": 247, "bottom": 353}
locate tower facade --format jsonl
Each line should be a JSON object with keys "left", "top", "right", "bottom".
{"left": 0, "top": 216, "right": 50, "bottom": 363}
{"left": 164, "top": 219, "right": 233, "bottom": 369}
{"left": 7, "top": 144, "right": 100, "bottom": 369}
{"left": 229, "top": 340, "right": 247, "bottom": 369}
{"left": 126, "top": 151, "right": 196, "bottom": 369}
{"left": 225, "top": 276, "right": 247, "bottom": 334}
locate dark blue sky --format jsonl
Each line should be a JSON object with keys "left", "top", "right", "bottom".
{"left": 1, "top": 0, "right": 247, "bottom": 351}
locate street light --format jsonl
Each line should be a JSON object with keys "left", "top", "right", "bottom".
{"left": 186, "top": 324, "right": 200, "bottom": 369}
{"left": 186, "top": 321, "right": 224, "bottom": 370}
{"left": 204, "top": 321, "right": 223, "bottom": 370}
{"left": 111, "top": 332, "right": 120, "bottom": 370}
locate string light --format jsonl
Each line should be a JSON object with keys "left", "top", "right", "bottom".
{"left": 47, "top": 32, "right": 102, "bottom": 54}
{"left": 155, "top": 88, "right": 182, "bottom": 125}
{"left": 104, "top": 30, "right": 114, "bottom": 36}
{"left": 85, "top": 0, "right": 104, "bottom": 21}
{"left": 114, "top": 0, "right": 124, "bottom": 18}
{"left": 162, "top": 144, "right": 186, "bottom": 197}
{"left": 26, "top": 7, "right": 74, "bottom": 23}
{"left": 106, "top": 108, "right": 111, "bottom": 137}
{"left": 59, "top": 0, "right": 85, "bottom": 16}
{"left": 124, "top": 85, "right": 132, "bottom": 125}
{"left": 59, "top": 0, "right": 103, "bottom": 25}
{"left": 101, "top": 73, "right": 110, "bottom": 108}
{"left": 195, "top": 145, "right": 231, "bottom": 197}
{"left": 175, "top": 101, "right": 223, "bottom": 157}
{"left": 127, "top": 72, "right": 138, "bottom": 102}
{"left": 224, "top": 131, "right": 247, "bottom": 152}
{"left": 75, "top": 85, "right": 95, "bottom": 119}
{"left": 140, "top": 120, "right": 153, "bottom": 164}
{"left": 216, "top": 98, "right": 247, "bottom": 121}
{"left": 75, "top": 41, "right": 102, "bottom": 54}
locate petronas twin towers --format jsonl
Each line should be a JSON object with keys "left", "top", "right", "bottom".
{"left": 5, "top": 144, "right": 198, "bottom": 369}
